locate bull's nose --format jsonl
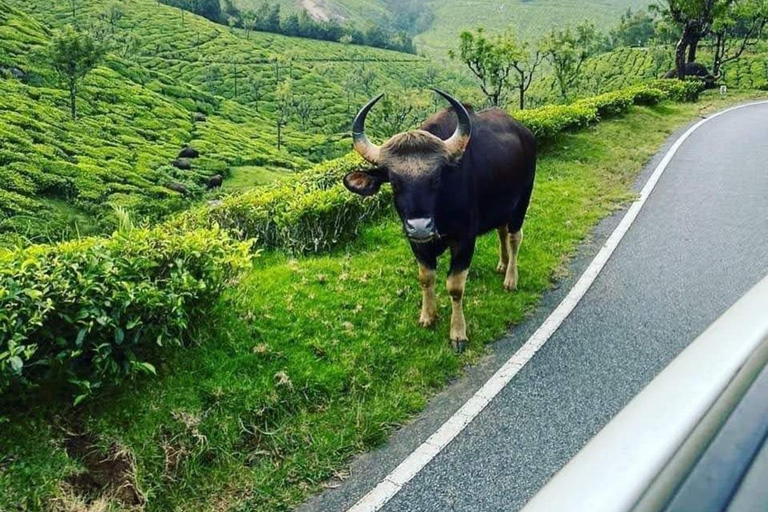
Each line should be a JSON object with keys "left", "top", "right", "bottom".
{"left": 405, "top": 217, "right": 436, "bottom": 240}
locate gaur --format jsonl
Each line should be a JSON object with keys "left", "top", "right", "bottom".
{"left": 178, "top": 145, "right": 200, "bottom": 159}
{"left": 206, "top": 174, "right": 223, "bottom": 189}
{"left": 165, "top": 182, "right": 189, "bottom": 195}
{"left": 343, "top": 89, "right": 536, "bottom": 352}
{"left": 172, "top": 158, "right": 192, "bottom": 170}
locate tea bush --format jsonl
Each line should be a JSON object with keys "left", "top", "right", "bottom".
{"left": 0, "top": 225, "right": 252, "bottom": 400}
{"left": 172, "top": 153, "right": 391, "bottom": 253}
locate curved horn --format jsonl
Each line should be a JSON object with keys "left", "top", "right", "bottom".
{"left": 432, "top": 88, "right": 472, "bottom": 159}
{"left": 352, "top": 93, "right": 384, "bottom": 164}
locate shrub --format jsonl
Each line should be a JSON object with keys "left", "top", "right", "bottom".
{"left": 172, "top": 153, "right": 391, "bottom": 254}
{"left": 629, "top": 86, "right": 666, "bottom": 106}
{"left": 576, "top": 89, "right": 635, "bottom": 117}
{"left": 0, "top": 225, "right": 253, "bottom": 401}
{"left": 516, "top": 103, "right": 599, "bottom": 139}
{"left": 648, "top": 78, "right": 704, "bottom": 102}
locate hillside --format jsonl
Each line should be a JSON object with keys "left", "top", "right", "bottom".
{"left": 417, "top": 0, "right": 650, "bottom": 54}
{"left": 235, "top": 0, "right": 651, "bottom": 54}
{"left": 0, "top": 0, "right": 468, "bottom": 244}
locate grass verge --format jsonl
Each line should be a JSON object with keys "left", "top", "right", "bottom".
{"left": 1, "top": 91, "right": 764, "bottom": 512}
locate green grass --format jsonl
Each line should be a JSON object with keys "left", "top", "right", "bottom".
{"left": 2, "top": 92, "right": 763, "bottom": 512}
{"left": 226, "top": 166, "right": 290, "bottom": 190}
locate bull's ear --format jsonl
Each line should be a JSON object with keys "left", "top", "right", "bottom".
{"left": 343, "top": 168, "right": 388, "bottom": 197}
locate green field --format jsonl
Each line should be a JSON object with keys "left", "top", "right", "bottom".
{"left": 0, "top": 0, "right": 470, "bottom": 243}
{"left": 3, "top": 89, "right": 764, "bottom": 511}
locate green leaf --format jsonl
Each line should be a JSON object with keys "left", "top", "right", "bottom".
{"left": 9, "top": 356, "right": 23, "bottom": 375}
{"left": 76, "top": 328, "right": 87, "bottom": 347}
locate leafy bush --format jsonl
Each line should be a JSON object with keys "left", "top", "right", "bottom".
{"left": 0, "top": 225, "right": 252, "bottom": 401}
{"left": 172, "top": 154, "right": 391, "bottom": 254}
{"left": 629, "top": 86, "right": 666, "bottom": 106}
{"left": 648, "top": 78, "right": 704, "bottom": 102}
{"left": 516, "top": 102, "right": 599, "bottom": 139}
{"left": 577, "top": 89, "right": 635, "bottom": 117}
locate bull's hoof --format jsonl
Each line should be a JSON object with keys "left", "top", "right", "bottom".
{"left": 419, "top": 315, "right": 437, "bottom": 328}
{"left": 496, "top": 261, "right": 508, "bottom": 274}
{"left": 451, "top": 339, "right": 468, "bottom": 353}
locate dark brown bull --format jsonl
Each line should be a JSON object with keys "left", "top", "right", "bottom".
{"left": 172, "top": 158, "right": 192, "bottom": 170}
{"left": 343, "top": 89, "right": 536, "bottom": 352}
{"left": 178, "top": 145, "right": 200, "bottom": 159}
{"left": 206, "top": 174, "right": 223, "bottom": 189}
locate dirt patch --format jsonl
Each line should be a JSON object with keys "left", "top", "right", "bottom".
{"left": 61, "top": 432, "right": 144, "bottom": 508}
{"left": 301, "top": 0, "right": 334, "bottom": 21}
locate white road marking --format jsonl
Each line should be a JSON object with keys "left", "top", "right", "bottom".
{"left": 346, "top": 101, "right": 768, "bottom": 512}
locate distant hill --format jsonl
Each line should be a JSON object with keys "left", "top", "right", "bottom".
{"left": 235, "top": 0, "right": 651, "bottom": 54}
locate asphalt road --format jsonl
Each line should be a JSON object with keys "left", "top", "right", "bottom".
{"left": 299, "top": 101, "right": 768, "bottom": 512}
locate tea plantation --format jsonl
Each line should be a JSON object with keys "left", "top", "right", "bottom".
{"left": 0, "top": 0, "right": 469, "bottom": 244}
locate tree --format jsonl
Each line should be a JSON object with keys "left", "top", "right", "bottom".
{"left": 47, "top": 26, "right": 104, "bottom": 120}
{"left": 100, "top": 3, "right": 124, "bottom": 35}
{"left": 508, "top": 34, "right": 543, "bottom": 110}
{"left": 450, "top": 28, "right": 517, "bottom": 107}
{"left": 710, "top": 0, "right": 768, "bottom": 77}
{"left": 541, "top": 22, "right": 599, "bottom": 101}
{"left": 608, "top": 9, "right": 657, "bottom": 48}
{"left": 653, "top": 0, "right": 725, "bottom": 78}
{"left": 275, "top": 79, "right": 293, "bottom": 152}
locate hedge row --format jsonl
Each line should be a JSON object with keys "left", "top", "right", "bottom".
{"left": 0, "top": 225, "right": 252, "bottom": 401}
{"left": 516, "top": 79, "right": 703, "bottom": 140}
{"left": 175, "top": 80, "right": 701, "bottom": 254}
{"left": 170, "top": 153, "right": 391, "bottom": 254}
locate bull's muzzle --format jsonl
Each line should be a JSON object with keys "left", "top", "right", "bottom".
{"left": 405, "top": 217, "right": 436, "bottom": 242}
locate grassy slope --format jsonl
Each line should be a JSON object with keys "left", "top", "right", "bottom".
{"left": 2, "top": 91, "right": 762, "bottom": 512}
{"left": 0, "top": 0, "right": 468, "bottom": 243}
{"left": 416, "top": 0, "right": 648, "bottom": 54}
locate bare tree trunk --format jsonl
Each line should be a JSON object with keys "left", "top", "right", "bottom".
{"left": 675, "top": 33, "right": 689, "bottom": 79}
{"left": 69, "top": 82, "right": 77, "bottom": 120}
{"left": 687, "top": 37, "right": 699, "bottom": 63}
{"left": 519, "top": 85, "right": 525, "bottom": 110}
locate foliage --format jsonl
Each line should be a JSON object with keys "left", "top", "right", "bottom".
{"left": 1, "top": 0, "right": 463, "bottom": 244}
{"left": 0, "top": 225, "right": 252, "bottom": 401}
{"left": 46, "top": 25, "right": 104, "bottom": 119}
{"left": 451, "top": 28, "right": 542, "bottom": 109}
{"left": 171, "top": 153, "right": 391, "bottom": 253}
{"left": 542, "top": 21, "right": 600, "bottom": 101}
{"left": 209, "top": 0, "right": 416, "bottom": 53}
{"left": 606, "top": 8, "right": 658, "bottom": 49}
{"left": 710, "top": 0, "right": 768, "bottom": 76}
